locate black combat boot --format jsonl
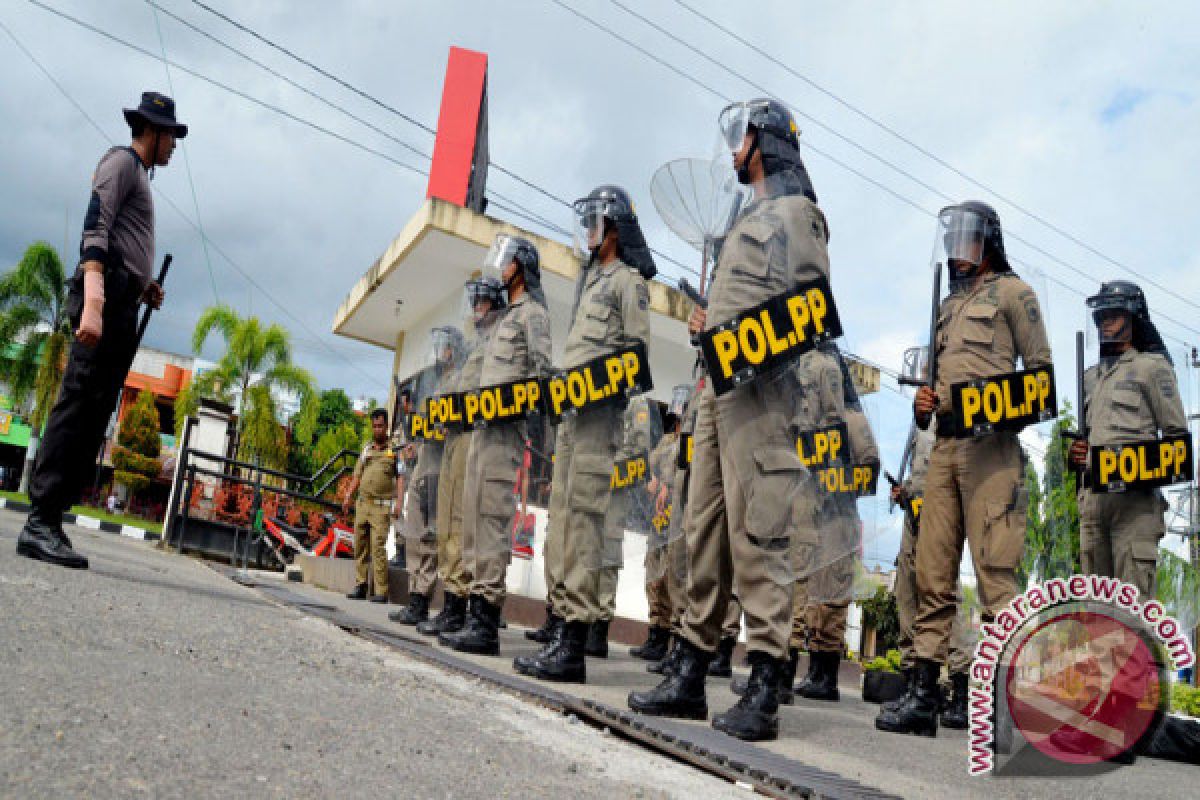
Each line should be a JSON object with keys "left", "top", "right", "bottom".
{"left": 442, "top": 595, "right": 501, "bottom": 656}
{"left": 941, "top": 672, "right": 969, "bottom": 729}
{"left": 585, "top": 619, "right": 611, "bottom": 658}
{"left": 514, "top": 617, "right": 566, "bottom": 674}
{"left": 388, "top": 591, "right": 428, "bottom": 624}
{"left": 519, "top": 620, "right": 587, "bottom": 683}
{"left": 882, "top": 667, "right": 916, "bottom": 713}
{"left": 875, "top": 658, "right": 940, "bottom": 737}
{"left": 712, "top": 652, "right": 782, "bottom": 741}
{"left": 418, "top": 592, "right": 466, "bottom": 636}
{"left": 648, "top": 635, "right": 683, "bottom": 674}
{"left": 628, "top": 638, "right": 711, "bottom": 720}
{"left": 630, "top": 626, "right": 670, "bottom": 661}
{"left": 707, "top": 636, "right": 736, "bottom": 677}
{"left": 795, "top": 650, "right": 840, "bottom": 702}
{"left": 731, "top": 647, "right": 796, "bottom": 704}
{"left": 16, "top": 507, "right": 88, "bottom": 570}
{"left": 345, "top": 583, "right": 368, "bottom": 600}
{"left": 525, "top": 605, "right": 562, "bottom": 643}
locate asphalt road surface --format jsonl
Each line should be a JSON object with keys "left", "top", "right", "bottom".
{"left": 0, "top": 511, "right": 746, "bottom": 799}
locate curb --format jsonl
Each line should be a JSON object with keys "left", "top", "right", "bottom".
{"left": 0, "top": 497, "right": 161, "bottom": 542}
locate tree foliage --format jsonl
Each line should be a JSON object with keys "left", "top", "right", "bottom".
{"left": 1018, "top": 406, "right": 1082, "bottom": 587}
{"left": 112, "top": 390, "right": 161, "bottom": 499}
{"left": 861, "top": 582, "right": 901, "bottom": 654}
{"left": 1156, "top": 549, "right": 1200, "bottom": 633}
{"left": 0, "top": 241, "right": 70, "bottom": 430}
{"left": 175, "top": 304, "right": 315, "bottom": 470}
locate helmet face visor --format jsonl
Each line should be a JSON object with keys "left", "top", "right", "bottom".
{"left": 936, "top": 206, "right": 990, "bottom": 270}
{"left": 718, "top": 101, "right": 753, "bottom": 153}
{"left": 428, "top": 327, "right": 460, "bottom": 368}
{"left": 572, "top": 197, "right": 609, "bottom": 255}
{"left": 483, "top": 233, "right": 521, "bottom": 283}
{"left": 1087, "top": 292, "right": 1138, "bottom": 344}
{"left": 668, "top": 384, "right": 692, "bottom": 417}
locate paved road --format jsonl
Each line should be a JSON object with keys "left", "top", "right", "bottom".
{"left": 0, "top": 512, "right": 746, "bottom": 799}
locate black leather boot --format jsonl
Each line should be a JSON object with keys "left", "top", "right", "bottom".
{"left": 585, "top": 618, "right": 611, "bottom": 658}
{"left": 345, "top": 583, "right": 368, "bottom": 600}
{"left": 875, "top": 658, "right": 940, "bottom": 737}
{"left": 630, "top": 626, "right": 670, "bottom": 661}
{"left": 519, "top": 620, "right": 587, "bottom": 683}
{"left": 882, "top": 667, "right": 915, "bottom": 713}
{"left": 388, "top": 592, "right": 428, "bottom": 624}
{"left": 707, "top": 636, "right": 736, "bottom": 677}
{"left": 418, "top": 592, "right": 466, "bottom": 636}
{"left": 442, "top": 595, "right": 501, "bottom": 656}
{"left": 628, "top": 638, "right": 711, "bottom": 720}
{"left": 779, "top": 647, "right": 798, "bottom": 705}
{"left": 648, "top": 635, "right": 683, "bottom": 674}
{"left": 941, "top": 672, "right": 969, "bottom": 729}
{"left": 17, "top": 507, "right": 87, "bottom": 569}
{"left": 796, "top": 650, "right": 840, "bottom": 702}
{"left": 712, "top": 652, "right": 782, "bottom": 741}
{"left": 525, "top": 605, "right": 561, "bottom": 643}
{"left": 514, "top": 617, "right": 565, "bottom": 674}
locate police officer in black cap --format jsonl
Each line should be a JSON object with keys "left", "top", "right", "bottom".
{"left": 16, "top": 91, "right": 182, "bottom": 569}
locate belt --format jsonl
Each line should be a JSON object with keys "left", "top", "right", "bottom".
{"left": 935, "top": 412, "right": 955, "bottom": 439}
{"left": 362, "top": 496, "right": 392, "bottom": 508}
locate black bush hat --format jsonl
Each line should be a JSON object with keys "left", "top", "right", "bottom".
{"left": 123, "top": 91, "right": 187, "bottom": 138}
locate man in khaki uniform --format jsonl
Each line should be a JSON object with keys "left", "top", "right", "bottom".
{"left": 441, "top": 235, "right": 552, "bottom": 657}
{"left": 878, "top": 200, "right": 1052, "bottom": 737}
{"left": 633, "top": 401, "right": 681, "bottom": 661}
{"left": 630, "top": 98, "right": 832, "bottom": 741}
{"left": 419, "top": 279, "right": 506, "bottom": 637}
{"left": 391, "top": 328, "right": 462, "bottom": 626}
{"left": 1069, "top": 281, "right": 1188, "bottom": 597}
{"left": 344, "top": 409, "right": 400, "bottom": 602}
{"left": 589, "top": 395, "right": 659, "bottom": 657}
{"left": 886, "top": 421, "right": 973, "bottom": 728}
{"left": 518, "top": 185, "right": 653, "bottom": 684}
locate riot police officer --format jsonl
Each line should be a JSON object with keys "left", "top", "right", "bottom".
{"left": 517, "top": 185, "right": 653, "bottom": 684}
{"left": 440, "top": 235, "right": 552, "bottom": 656}
{"left": 630, "top": 98, "right": 832, "bottom": 741}
{"left": 1069, "top": 281, "right": 1188, "bottom": 596}
{"left": 877, "top": 200, "right": 1052, "bottom": 737}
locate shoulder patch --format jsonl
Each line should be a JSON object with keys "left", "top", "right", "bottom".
{"left": 1155, "top": 367, "right": 1176, "bottom": 398}
{"left": 636, "top": 280, "right": 649, "bottom": 311}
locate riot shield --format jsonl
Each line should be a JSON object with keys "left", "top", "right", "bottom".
{"left": 664, "top": 381, "right": 699, "bottom": 584}
{"left": 406, "top": 329, "right": 464, "bottom": 546}
{"left": 601, "top": 395, "right": 662, "bottom": 570}
{"left": 463, "top": 423, "right": 526, "bottom": 566}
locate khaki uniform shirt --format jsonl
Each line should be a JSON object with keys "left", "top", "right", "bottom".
{"left": 794, "top": 348, "right": 845, "bottom": 432}
{"left": 355, "top": 441, "right": 398, "bottom": 500}
{"left": 617, "top": 396, "right": 655, "bottom": 462}
{"left": 480, "top": 294, "right": 552, "bottom": 387}
{"left": 649, "top": 431, "right": 679, "bottom": 494}
{"left": 844, "top": 407, "right": 879, "bottom": 467}
{"left": 903, "top": 425, "right": 936, "bottom": 495}
{"left": 933, "top": 272, "right": 1053, "bottom": 419}
{"left": 1084, "top": 349, "right": 1188, "bottom": 447}
{"left": 562, "top": 258, "right": 650, "bottom": 370}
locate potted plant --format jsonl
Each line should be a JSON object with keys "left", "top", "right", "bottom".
{"left": 862, "top": 649, "right": 908, "bottom": 704}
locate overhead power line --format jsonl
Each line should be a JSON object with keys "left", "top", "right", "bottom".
{"left": 670, "top": 0, "right": 1199, "bottom": 313}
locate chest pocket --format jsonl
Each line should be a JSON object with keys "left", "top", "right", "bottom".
{"left": 492, "top": 323, "right": 522, "bottom": 363}
{"left": 1110, "top": 387, "right": 1144, "bottom": 431}
{"left": 959, "top": 304, "right": 997, "bottom": 350}
{"left": 578, "top": 303, "right": 614, "bottom": 345}
{"left": 731, "top": 217, "right": 779, "bottom": 280}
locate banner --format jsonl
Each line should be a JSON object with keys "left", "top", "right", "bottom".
{"left": 406, "top": 410, "right": 445, "bottom": 442}
{"left": 950, "top": 365, "right": 1057, "bottom": 438}
{"left": 796, "top": 422, "right": 877, "bottom": 496}
{"left": 699, "top": 276, "right": 843, "bottom": 396}
{"left": 611, "top": 453, "right": 648, "bottom": 490}
{"left": 427, "top": 392, "right": 467, "bottom": 433}
{"left": 463, "top": 378, "right": 543, "bottom": 430}
{"left": 1089, "top": 434, "right": 1194, "bottom": 493}
{"left": 543, "top": 342, "right": 653, "bottom": 422}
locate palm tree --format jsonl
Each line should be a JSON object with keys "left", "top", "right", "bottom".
{"left": 0, "top": 242, "right": 70, "bottom": 494}
{"left": 176, "top": 305, "right": 316, "bottom": 470}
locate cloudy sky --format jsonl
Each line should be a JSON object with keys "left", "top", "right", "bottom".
{"left": 3, "top": 0, "right": 1199, "bottom": 569}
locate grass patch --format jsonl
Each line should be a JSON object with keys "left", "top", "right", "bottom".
{"left": 1, "top": 490, "right": 162, "bottom": 534}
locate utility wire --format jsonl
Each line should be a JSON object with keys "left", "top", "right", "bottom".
{"left": 671, "top": 0, "right": 1200, "bottom": 314}
{"left": 149, "top": 3, "right": 220, "bottom": 304}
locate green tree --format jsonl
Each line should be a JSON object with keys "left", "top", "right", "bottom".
{"left": 1019, "top": 407, "right": 1082, "bottom": 587}
{"left": 287, "top": 388, "right": 362, "bottom": 478}
{"left": 861, "top": 583, "right": 900, "bottom": 655}
{"left": 1157, "top": 549, "right": 1200, "bottom": 635}
{"left": 112, "top": 390, "right": 161, "bottom": 503}
{"left": 175, "top": 305, "right": 315, "bottom": 470}
{"left": 310, "top": 419, "right": 365, "bottom": 497}
{"left": 0, "top": 242, "right": 71, "bottom": 494}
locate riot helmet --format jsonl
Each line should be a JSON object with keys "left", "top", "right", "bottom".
{"left": 716, "top": 97, "right": 817, "bottom": 202}
{"left": 428, "top": 325, "right": 465, "bottom": 371}
{"left": 1086, "top": 280, "right": 1169, "bottom": 360}
{"left": 483, "top": 232, "right": 545, "bottom": 307}
{"left": 935, "top": 201, "right": 1010, "bottom": 289}
{"left": 571, "top": 184, "right": 657, "bottom": 279}
{"left": 463, "top": 276, "right": 506, "bottom": 334}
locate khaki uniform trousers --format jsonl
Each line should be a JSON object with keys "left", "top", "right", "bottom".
{"left": 895, "top": 514, "right": 972, "bottom": 672}
{"left": 914, "top": 432, "right": 1025, "bottom": 661}
{"left": 436, "top": 432, "right": 471, "bottom": 598}
{"left": 597, "top": 485, "right": 632, "bottom": 621}
{"left": 404, "top": 476, "right": 439, "bottom": 598}
{"left": 546, "top": 406, "right": 621, "bottom": 624}
{"left": 644, "top": 547, "right": 673, "bottom": 629}
{"left": 463, "top": 423, "right": 524, "bottom": 606}
{"left": 682, "top": 387, "right": 800, "bottom": 660}
{"left": 1080, "top": 489, "right": 1165, "bottom": 599}
{"left": 353, "top": 496, "right": 391, "bottom": 595}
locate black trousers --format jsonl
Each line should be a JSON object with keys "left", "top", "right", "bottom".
{"left": 29, "top": 265, "right": 141, "bottom": 515}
